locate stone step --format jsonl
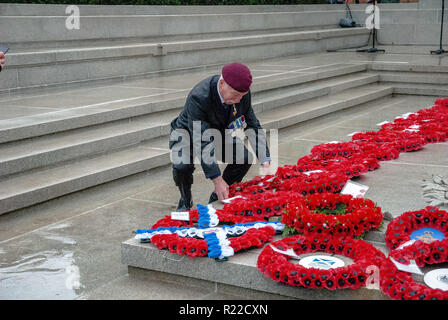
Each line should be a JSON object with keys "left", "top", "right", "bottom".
{"left": 0, "top": 64, "right": 367, "bottom": 143}
{"left": 1, "top": 28, "right": 369, "bottom": 93}
{"left": 2, "top": 12, "right": 352, "bottom": 49}
{"left": 0, "top": 109, "right": 177, "bottom": 178}
{"left": 6, "top": 28, "right": 369, "bottom": 66}
{"left": 0, "top": 83, "right": 392, "bottom": 215}
{"left": 0, "top": 72, "right": 376, "bottom": 177}
{"left": 371, "top": 63, "right": 448, "bottom": 73}
{"left": 254, "top": 73, "right": 378, "bottom": 113}
{"left": 0, "top": 143, "right": 170, "bottom": 216}
{"left": 259, "top": 84, "right": 393, "bottom": 129}
{"left": 378, "top": 71, "right": 448, "bottom": 85}
{"left": 0, "top": 63, "right": 366, "bottom": 144}
{"left": 0, "top": 3, "right": 415, "bottom": 17}
{"left": 14, "top": 26, "right": 340, "bottom": 54}
{"left": 391, "top": 83, "right": 448, "bottom": 97}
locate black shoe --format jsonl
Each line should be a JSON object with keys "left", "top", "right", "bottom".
{"left": 208, "top": 192, "right": 218, "bottom": 204}
{"left": 173, "top": 168, "right": 193, "bottom": 211}
{"left": 177, "top": 197, "right": 193, "bottom": 212}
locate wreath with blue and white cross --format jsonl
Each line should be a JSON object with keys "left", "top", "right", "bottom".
{"left": 135, "top": 204, "right": 284, "bottom": 260}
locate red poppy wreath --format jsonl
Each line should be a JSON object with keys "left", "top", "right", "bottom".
{"left": 151, "top": 204, "right": 263, "bottom": 229}
{"left": 136, "top": 221, "right": 283, "bottom": 260}
{"left": 379, "top": 251, "right": 448, "bottom": 300}
{"left": 257, "top": 234, "right": 386, "bottom": 290}
{"left": 219, "top": 191, "right": 303, "bottom": 221}
{"left": 385, "top": 206, "right": 448, "bottom": 267}
{"left": 281, "top": 193, "right": 384, "bottom": 238}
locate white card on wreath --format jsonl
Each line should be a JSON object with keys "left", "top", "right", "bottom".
{"left": 222, "top": 195, "right": 245, "bottom": 204}
{"left": 340, "top": 180, "right": 369, "bottom": 198}
{"left": 390, "top": 257, "right": 424, "bottom": 275}
{"left": 269, "top": 244, "right": 302, "bottom": 261}
{"left": 171, "top": 211, "right": 190, "bottom": 221}
{"left": 304, "top": 170, "right": 323, "bottom": 176}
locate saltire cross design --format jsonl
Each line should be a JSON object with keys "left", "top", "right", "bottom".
{"left": 135, "top": 219, "right": 284, "bottom": 260}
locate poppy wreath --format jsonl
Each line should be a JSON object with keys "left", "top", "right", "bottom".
{"left": 228, "top": 175, "right": 277, "bottom": 197}
{"left": 276, "top": 171, "right": 350, "bottom": 197}
{"left": 353, "top": 140, "right": 401, "bottom": 162}
{"left": 435, "top": 98, "right": 448, "bottom": 107}
{"left": 135, "top": 221, "right": 284, "bottom": 259}
{"left": 227, "top": 99, "right": 447, "bottom": 197}
{"left": 281, "top": 193, "right": 383, "bottom": 238}
{"left": 229, "top": 180, "right": 273, "bottom": 198}
{"left": 295, "top": 154, "right": 378, "bottom": 174}
{"left": 292, "top": 156, "right": 370, "bottom": 178}
{"left": 257, "top": 234, "right": 386, "bottom": 290}
{"left": 152, "top": 209, "right": 199, "bottom": 228}
{"left": 220, "top": 191, "right": 303, "bottom": 221}
{"left": 379, "top": 252, "right": 448, "bottom": 300}
{"left": 354, "top": 130, "right": 427, "bottom": 153}
{"left": 385, "top": 206, "right": 448, "bottom": 267}
{"left": 151, "top": 204, "right": 264, "bottom": 229}
{"left": 310, "top": 142, "right": 361, "bottom": 160}
{"left": 229, "top": 170, "right": 349, "bottom": 198}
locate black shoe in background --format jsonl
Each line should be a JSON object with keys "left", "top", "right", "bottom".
{"left": 176, "top": 197, "right": 193, "bottom": 212}
{"left": 208, "top": 192, "right": 218, "bottom": 204}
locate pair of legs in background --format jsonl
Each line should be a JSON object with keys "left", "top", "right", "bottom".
{"left": 170, "top": 134, "right": 253, "bottom": 211}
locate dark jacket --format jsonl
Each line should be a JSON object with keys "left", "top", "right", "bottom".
{"left": 170, "top": 75, "right": 270, "bottom": 179}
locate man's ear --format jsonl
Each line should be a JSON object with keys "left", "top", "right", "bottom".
{"left": 219, "top": 79, "right": 227, "bottom": 90}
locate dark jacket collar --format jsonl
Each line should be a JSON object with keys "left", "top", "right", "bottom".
{"left": 210, "top": 75, "right": 221, "bottom": 106}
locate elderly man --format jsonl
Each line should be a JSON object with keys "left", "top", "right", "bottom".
{"left": 169, "top": 62, "right": 273, "bottom": 211}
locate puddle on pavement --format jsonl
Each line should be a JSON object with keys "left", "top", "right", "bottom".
{"left": 0, "top": 223, "right": 85, "bottom": 299}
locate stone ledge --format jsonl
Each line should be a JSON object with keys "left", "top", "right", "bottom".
{"left": 121, "top": 236, "right": 389, "bottom": 300}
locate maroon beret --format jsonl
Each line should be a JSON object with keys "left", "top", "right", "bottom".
{"left": 222, "top": 62, "right": 252, "bottom": 93}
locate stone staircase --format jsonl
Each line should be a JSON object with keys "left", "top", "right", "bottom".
{"left": 0, "top": 3, "right": 370, "bottom": 94}
{"left": 0, "top": 62, "right": 390, "bottom": 215}
{"left": 0, "top": 3, "right": 447, "bottom": 218}
{"left": 2, "top": 58, "right": 448, "bottom": 215}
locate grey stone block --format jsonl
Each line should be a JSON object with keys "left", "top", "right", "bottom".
{"left": 121, "top": 237, "right": 387, "bottom": 300}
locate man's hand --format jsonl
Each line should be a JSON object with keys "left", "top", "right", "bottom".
{"left": 212, "top": 176, "right": 229, "bottom": 202}
{"left": 260, "top": 161, "right": 275, "bottom": 177}
{"left": 0, "top": 52, "right": 5, "bottom": 70}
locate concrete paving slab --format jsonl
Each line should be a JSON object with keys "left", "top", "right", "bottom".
{"left": 277, "top": 139, "right": 321, "bottom": 161}
{"left": 297, "top": 96, "right": 439, "bottom": 141}
{"left": 396, "top": 143, "right": 448, "bottom": 167}
{"left": 0, "top": 197, "right": 179, "bottom": 299}
{"left": 334, "top": 100, "right": 439, "bottom": 131}
{"left": 358, "top": 155, "right": 448, "bottom": 218}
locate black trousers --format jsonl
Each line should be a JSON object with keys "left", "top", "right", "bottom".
{"left": 170, "top": 134, "right": 253, "bottom": 188}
